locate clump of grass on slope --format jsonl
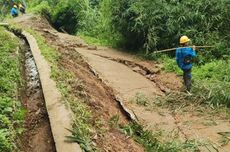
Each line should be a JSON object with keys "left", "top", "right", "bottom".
{"left": 120, "top": 123, "right": 199, "bottom": 152}
{"left": 189, "top": 60, "right": 230, "bottom": 107}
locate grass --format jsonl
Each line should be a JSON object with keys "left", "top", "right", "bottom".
{"left": 124, "top": 93, "right": 201, "bottom": 152}
{"left": 126, "top": 72, "right": 229, "bottom": 151}
{"left": 26, "top": 29, "right": 98, "bottom": 152}
{"left": 218, "top": 132, "right": 230, "bottom": 146}
{"left": 133, "top": 93, "right": 150, "bottom": 106}
{"left": 155, "top": 53, "right": 230, "bottom": 108}
{"left": 119, "top": 123, "right": 199, "bottom": 152}
{"left": 0, "top": 27, "right": 25, "bottom": 152}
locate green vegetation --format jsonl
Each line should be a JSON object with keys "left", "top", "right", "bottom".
{"left": 110, "top": 0, "right": 230, "bottom": 56}
{"left": 28, "top": 0, "right": 230, "bottom": 58}
{"left": 107, "top": 112, "right": 199, "bottom": 152}
{"left": 131, "top": 93, "right": 150, "bottom": 107}
{"left": 28, "top": 0, "right": 121, "bottom": 46}
{"left": 162, "top": 57, "right": 230, "bottom": 107}
{"left": 0, "top": 27, "right": 25, "bottom": 152}
{"left": 120, "top": 123, "right": 199, "bottom": 152}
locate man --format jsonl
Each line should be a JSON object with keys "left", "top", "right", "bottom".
{"left": 10, "top": 4, "right": 18, "bottom": 17}
{"left": 176, "top": 36, "right": 196, "bottom": 92}
{"left": 19, "top": 3, "right": 25, "bottom": 14}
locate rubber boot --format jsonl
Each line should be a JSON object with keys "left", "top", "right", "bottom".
{"left": 183, "top": 69, "right": 192, "bottom": 92}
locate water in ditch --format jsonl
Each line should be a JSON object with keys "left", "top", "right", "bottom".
{"left": 18, "top": 36, "right": 56, "bottom": 152}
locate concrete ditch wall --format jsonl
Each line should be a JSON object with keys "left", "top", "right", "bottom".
{"left": 22, "top": 31, "right": 82, "bottom": 152}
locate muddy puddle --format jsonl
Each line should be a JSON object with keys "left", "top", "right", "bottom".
{"left": 18, "top": 36, "right": 56, "bottom": 152}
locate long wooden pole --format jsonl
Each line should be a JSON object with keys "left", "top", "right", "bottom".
{"left": 154, "top": 46, "right": 214, "bottom": 54}
{"left": 0, "top": 22, "right": 9, "bottom": 26}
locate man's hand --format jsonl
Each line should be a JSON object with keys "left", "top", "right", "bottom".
{"left": 192, "top": 45, "right": 196, "bottom": 51}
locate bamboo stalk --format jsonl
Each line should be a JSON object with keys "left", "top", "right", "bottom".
{"left": 154, "top": 46, "right": 214, "bottom": 54}
{"left": 0, "top": 22, "right": 9, "bottom": 26}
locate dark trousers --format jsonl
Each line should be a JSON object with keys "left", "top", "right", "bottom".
{"left": 12, "top": 14, "right": 18, "bottom": 17}
{"left": 183, "top": 69, "right": 192, "bottom": 91}
{"left": 20, "top": 8, "right": 25, "bottom": 14}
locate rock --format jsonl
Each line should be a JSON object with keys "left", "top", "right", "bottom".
{"left": 43, "top": 28, "right": 49, "bottom": 33}
{"left": 150, "top": 68, "right": 160, "bottom": 74}
{"left": 82, "top": 43, "right": 88, "bottom": 47}
{"left": 146, "top": 74, "right": 152, "bottom": 79}
{"left": 139, "top": 69, "right": 147, "bottom": 75}
{"left": 132, "top": 66, "right": 147, "bottom": 75}
{"left": 87, "top": 45, "right": 97, "bottom": 50}
{"left": 132, "top": 66, "right": 142, "bottom": 72}
{"left": 149, "top": 75, "right": 156, "bottom": 81}
{"left": 93, "top": 134, "right": 98, "bottom": 140}
{"left": 35, "top": 108, "right": 41, "bottom": 115}
{"left": 42, "top": 28, "right": 58, "bottom": 36}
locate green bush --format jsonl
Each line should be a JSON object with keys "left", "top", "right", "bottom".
{"left": 192, "top": 81, "right": 230, "bottom": 107}
{"left": 193, "top": 60, "right": 230, "bottom": 81}
{"left": 28, "top": 0, "right": 230, "bottom": 60}
{"left": 110, "top": 0, "right": 230, "bottom": 59}
{"left": 0, "top": 129, "right": 12, "bottom": 152}
{"left": 0, "top": 28, "right": 25, "bottom": 151}
{"left": 29, "top": 0, "right": 121, "bottom": 45}
{"left": 51, "top": 0, "right": 80, "bottom": 34}
{"left": 30, "top": 1, "right": 51, "bottom": 19}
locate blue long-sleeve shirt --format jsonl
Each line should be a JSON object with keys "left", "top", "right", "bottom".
{"left": 11, "top": 8, "right": 18, "bottom": 16}
{"left": 176, "top": 47, "right": 196, "bottom": 70}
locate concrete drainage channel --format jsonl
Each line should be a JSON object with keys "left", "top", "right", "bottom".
{"left": 8, "top": 28, "right": 81, "bottom": 152}
{"left": 18, "top": 33, "right": 56, "bottom": 152}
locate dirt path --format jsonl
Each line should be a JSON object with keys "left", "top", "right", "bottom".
{"left": 14, "top": 14, "right": 230, "bottom": 152}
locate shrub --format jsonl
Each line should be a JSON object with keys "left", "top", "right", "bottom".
{"left": 30, "top": 1, "right": 51, "bottom": 19}
{"left": 110, "top": 0, "right": 230, "bottom": 59}
{"left": 0, "top": 28, "right": 25, "bottom": 151}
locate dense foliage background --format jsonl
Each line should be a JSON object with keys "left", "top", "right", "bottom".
{"left": 0, "top": 27, "right": 25, "bottom": 152}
